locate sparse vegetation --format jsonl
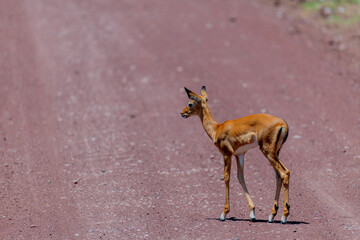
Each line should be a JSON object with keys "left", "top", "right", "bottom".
{"left": 300, "top": 0, "right": 360, "bottom": 26}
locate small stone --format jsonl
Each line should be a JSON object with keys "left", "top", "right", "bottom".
{"left": 129, "top": 65, "right": 137, "bottom": 71}
{"left": 276, "top": 10, "right": 284, "bottom": 19}
{"left": 337, "top": 6, "right": 345, "bottom": 14}
{"left": 289, "top": 25, "right": 301, "bottom": 35}
{"left": 339, "top": 44, "right": 347, "bottom": 51}
{"left": 329, "top": 35, "right": 341, "bottom": 47}
{"left": 320, "top": 6, "right": 333, "bottom": 18}
{"left": 192, "top": 77, "right": 200, "bottom": 82}
{"left": 229, "top": 17, "right": 237, "bottom": 23}
{"left": 293, "top": 135, "right": 302, "bottom": 139}
{"left": 176, "top": 66, "right": 183, "bottom": 72}
{"left": 328, "top": 39, "right": 336, "bottom": 46}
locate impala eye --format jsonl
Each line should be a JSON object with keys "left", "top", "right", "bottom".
{"left": 188, "top": 103, "right": 193, "bottom": 108}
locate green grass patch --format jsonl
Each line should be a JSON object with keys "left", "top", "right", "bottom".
{"left": 301, "top": 1, "right": 323, "bottom": 10}
{"left": 300, "top": 0, "right": 360, "bottom": 27}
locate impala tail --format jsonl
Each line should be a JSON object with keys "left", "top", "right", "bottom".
{"left": 276, "top": 123, "right": 289, "bottom": 156}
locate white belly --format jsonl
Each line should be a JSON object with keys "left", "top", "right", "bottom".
{"left": 233, "top": 141, "right": 258, "bottom": 155}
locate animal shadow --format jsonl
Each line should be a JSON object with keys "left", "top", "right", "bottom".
{"left": 207, "top": 217, "right": 309, "bottom": 225}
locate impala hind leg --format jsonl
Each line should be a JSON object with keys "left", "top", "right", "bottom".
{"left": 268, "top": 169, "right": 282, "bottom": 223}
{"left": 281, "top": 164, "right": 290, "bottom": 224}
{"left": 220, "top": 155, "right": 232, "bottom": 221}
{"left": 235, "top": 154, "right": 256, "bottom": 221}
{"left": 265, "top": 153, "right": 290, "bottom": 224}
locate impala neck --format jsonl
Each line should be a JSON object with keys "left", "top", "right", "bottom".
{"left": 199, "top": 101, "right": 218, "bottom": 142}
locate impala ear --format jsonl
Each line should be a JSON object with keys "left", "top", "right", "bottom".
{"left": 184, "top": 87, "right": 201, "bottom": 101}
{"left": 200, "top": 86, "right": 208, "bottom": 102}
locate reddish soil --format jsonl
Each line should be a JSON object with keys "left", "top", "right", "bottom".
{"left": 0, "top": 0, "right": 359, "bottom": 239}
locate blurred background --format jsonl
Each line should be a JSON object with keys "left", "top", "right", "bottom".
{"left": 0, "top": 0, "right": 359, "bottom": 239}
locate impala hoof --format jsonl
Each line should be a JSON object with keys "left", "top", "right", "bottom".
{"left": 250, "top": 210, "right": 256, "bottom": 222}
{"left": 268, "top": 214, "right": 275, "bottom": 223}
{"left": 281, "top": 215, "right": 287, "bottom": 224}
{"left": 219, "top": 212, "right": 226, "bottom": 221}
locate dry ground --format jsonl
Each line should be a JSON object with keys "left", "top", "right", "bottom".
{"left": 0, "top": 1, "right": 359, "bottom": 239}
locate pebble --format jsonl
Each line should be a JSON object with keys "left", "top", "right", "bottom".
{"left": 129, "top": 65, "right": 137, "bottom": 71}
{"left": 229, "top": 17, "right": 237, "bottom": 23}
{"left": 176, "top": 66, "right": 183, "bottom": 72}
{"left": 320, "top": 6, "right": 333, "bottom": 18}
{"left": 337, "top": 6, "right": 345, "bottom": 14}
{"left": 205, "top": 23, "right": 213, "bottom": 29}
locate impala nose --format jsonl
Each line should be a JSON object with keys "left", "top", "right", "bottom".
{"left": 180, "top": 113, "right": 187, "bottom": 118}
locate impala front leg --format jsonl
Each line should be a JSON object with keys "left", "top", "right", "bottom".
{"left": 235, "top": 154, "right": 256, "bottom": 221}
{"left": 220, "top": 154, "right": 231, "bottom": 221}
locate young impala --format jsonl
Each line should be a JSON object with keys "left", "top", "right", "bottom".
{"left": 180, "top": 86, "right": 290, "bottom": 224}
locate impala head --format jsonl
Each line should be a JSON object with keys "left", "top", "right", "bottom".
{"left": 180, "top": 86, "right": 208, "bottom": 119}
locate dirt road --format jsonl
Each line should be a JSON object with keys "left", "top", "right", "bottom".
{"left": 0, "top": 0, "right": 359, "bottom": 239}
